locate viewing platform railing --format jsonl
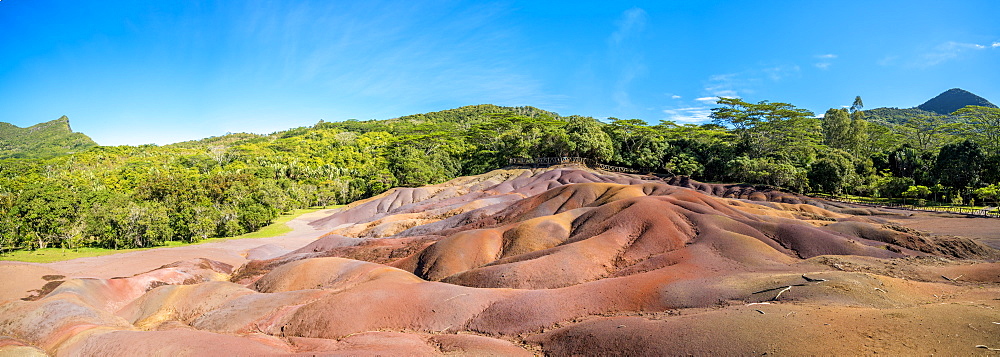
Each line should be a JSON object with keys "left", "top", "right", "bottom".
{"left": 823, "top": 195, "right": 1000, "bottom": 218}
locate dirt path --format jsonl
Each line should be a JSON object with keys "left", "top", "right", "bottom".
{"left": 5, "top": 208, "right": 338, "bottom": 282}
{"left": 1, "top": 209, "right": 339, "bottom": 303}
{"left": 874, "top": 209, "right": 1000, "bottom": 250}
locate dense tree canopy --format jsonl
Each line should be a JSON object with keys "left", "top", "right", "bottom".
{"left": 710, "top": 97, "right": 818, "bottom": 159}
{"left": 3, "top": 98, "right": 999, "bottom": 253}
{"left": 934, "top": 140, "right": 984, "bottom": 194}
{"left": 953, "top": 105, "right": 1000, "bottom": 153}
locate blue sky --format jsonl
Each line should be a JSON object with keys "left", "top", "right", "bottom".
{"left": 2, "top": 0, "right": 998, "bottom": 145}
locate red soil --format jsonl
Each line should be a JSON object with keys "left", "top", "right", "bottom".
{"left": 2, "top": 165, "right": 998, "bottom": 355}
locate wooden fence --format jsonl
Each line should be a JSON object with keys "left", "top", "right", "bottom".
{"left": 828, "top": 196, "right": 1000, "bottom": 218}
{"left": 509, "top": 157, "right": 588, "bottom": 166}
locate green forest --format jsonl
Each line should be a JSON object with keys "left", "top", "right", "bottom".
{"left": 2, "top": 99, "right": 1000, "bottom": 253}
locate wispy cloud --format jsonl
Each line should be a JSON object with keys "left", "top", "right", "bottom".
{"left": 702, "top": 65, "right": 799, "bottom": 99}
{"left": 814, "top": 54, "right": 837, "bottom": 70}
{"left": 220, "top": 1, "right": 556, "bottom": 114}
{"left": 608, "top": 7, "right": 649, "bottom": 110}
{"left": 877, "top": 55, "right": 898, "bottom": 66}
{"left": 663, "top": 106, "right": 712, "bottom": 124}
{"left": 662, "top": 97, "right": 724, "bottom": 124}
{"left": 704, "top": 73, "right": 740, "bottom": 98}
{"left": 685, "top": 64, "right": 800, "bottom": 122}
{"left": 610, "top": 8, "right": 648, "bottom": 45}
{"left": 909, "top": 41, "right": 998, "bottom": 68}
{"left": 762, "top": 65, "right": 800, "bottom": 81}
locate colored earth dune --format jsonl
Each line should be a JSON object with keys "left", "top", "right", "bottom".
{"left": 2, "top": 166, "right": 1000, "bottom": 355}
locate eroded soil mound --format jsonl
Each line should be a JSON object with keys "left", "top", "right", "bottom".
{"left": 3, "top": 165, "right": 999, "bottom": 356}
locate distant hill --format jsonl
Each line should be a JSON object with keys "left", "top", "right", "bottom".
{"left": 319, "top": 104, "right": 560, "bottom": 132}
{"left": 0, "top": 116, "right": 98, "bottom": 159}
{"left": 169, "top": 132, "right": 264, "bottom": 149}
{"left": 167, "top": 105, "right": 560, "bottom": 150}
{"left": 313, "top": 104, "right": 562, "bottom": 134}
{"left": 392, "top": 104, "right": 559, "bottom": 124}
{"left": 916, "top": 88, "right": 996, "bottom": 115}
{"left": 863, "top": 107, "right": 945, "bottom": 126}
{"left": 864, "top": 88, "right": 996, "bottom": 126}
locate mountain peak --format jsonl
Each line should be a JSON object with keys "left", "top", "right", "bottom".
{"left": 916, "top": 88, "right": 996, "bottom": 115}
{"left": 0, "top": 116, "right": 97, "bottom": 159}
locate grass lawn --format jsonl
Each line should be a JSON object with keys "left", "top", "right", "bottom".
{"left": 1, "top": 206, "right": 339, "bottom": 263}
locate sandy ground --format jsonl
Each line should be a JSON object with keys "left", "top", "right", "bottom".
{"left": 0, "top": 209, "right": 338, "bottom": 302}
{"left": 530, "top": 288, "right": 1000, "bottom": 356}
{"left": 0, "top": 264, "right": 64, "bottom": 302}
{"left": 876, "top": 209, "right": 1000, "bottom": 250}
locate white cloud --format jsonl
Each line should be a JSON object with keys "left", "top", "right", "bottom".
{"left": 911, "top": 41, "right": 996, "bottom": 67}
{"left": 671, "top": 95, "right": 682, "bottom": 99}
{"left": 704, "top": 73, "right": 741, "bottom": 98}
{"left": 813, "top": 54, "right": 836, "bottom": 70}
{"left": 762, "top": 65, "right": 800, "bottom": 81}
{"left": 948, "top": 41, "right": 987, "bottom": 50}
{"left": 702, "top": 63, "right": 802, "bottom": 99}
{"left": 663, "top": 106, "right": 713, "bottom": 124}
{"left": 664, "top": 67, "right": 799, "bottom": 124}
{"left": 708, "top": 73, "right": 736, "bottom": 82}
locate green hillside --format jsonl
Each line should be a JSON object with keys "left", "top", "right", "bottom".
{"left": 0, "top": 104, "right": 611, "bottom": 252}
{"left": 0, "top": 116, "right": 98, "bottom": 159}
{"left": 3, "top": 99, "right": 1000, "bottom": 254}
{"left": 863, "top": 107, "right": 942, "bottom": 126}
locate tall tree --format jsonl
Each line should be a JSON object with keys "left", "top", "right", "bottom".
{"left": 888, "top": 145, "right": 925, "bottom": 179}
{"left": 727, "top": 156, "right": 809, "bottom": 192}
{"left": 850, "top": 96, "right": 864, "bottom": 113}
{"left": 563, "top": 116, "right": 614, "bottom": 161}
{"left": 710, "top": 97, "right": 819, "bottom": 161}
{"left": 896, "top": 113, "right": 957, "bottom": 153}
{"left": 655, "top": 122, "right": 736, "bottom": 180}
{"left": 953, "top": 105, "right": 1000, "bottom": 153}
{"left": 822, "top": 108, "right": 852, "bottom": 150}
{"left": 934, "top": 140, "right": 984, "bottom": 195}
{"left": 808, "top": 149, "right": 855, "bottom": 194}
{"left": 603, "top": 118, "right": 666, "bottom": 168}
{"left": 847, "top": 96, "right": 870, "bottom": 155}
